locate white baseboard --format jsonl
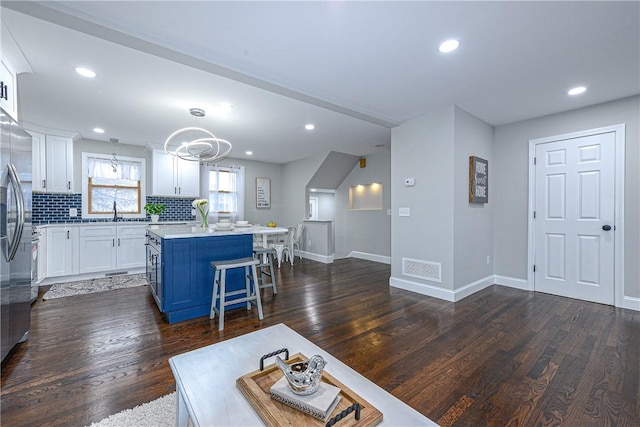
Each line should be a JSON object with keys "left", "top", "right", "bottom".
{"left": 454, "top": 275, "right": 495, "bottom": 301}
{"left": 621, "top": 296, "right": 640, "bottom": 311}
{"left": 494, "top": 275, "right": 531, "bottom": 291}
{"left": 347, "top": 251, "right": 391, "bottom": 265}
{"left": 299, "top": 251, "right": 334, "bottom": 264}
{"left": 389, "top": 276, "right": 455, "bottom": 301}
{"left": 389, "top": 275, "right": 494, "bottom": 302}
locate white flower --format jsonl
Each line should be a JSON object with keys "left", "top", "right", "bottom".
{"left": 192, "top": 199, "right": 208, "bottom": 208}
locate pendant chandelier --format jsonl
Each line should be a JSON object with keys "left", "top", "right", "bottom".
{"left": 164, "top": 108, "right": 232, "bottom": 162}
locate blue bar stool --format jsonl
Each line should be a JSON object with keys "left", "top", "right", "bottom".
{"left": 210, "top": 257, "right": 263, "bottom": 331}
{"left": 253, "top": 247, "right": 277, "bottom": 294}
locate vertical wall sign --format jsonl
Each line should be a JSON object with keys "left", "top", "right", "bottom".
{"left": 256, "top": 177, "right": 271, "bottom": 208}
{"left": 469, "top": 156, "right": 488, "bottom": 203}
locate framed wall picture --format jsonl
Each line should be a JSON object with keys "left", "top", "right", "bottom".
{"left": 256, "top": 177, "right": 271, "bottom": 208}
{"left": 469, "top": 156, "right": 488, "bottom": 203}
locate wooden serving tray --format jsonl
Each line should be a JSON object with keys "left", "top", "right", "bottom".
{"left": 237, "top": 353, "right": 383, "bottom": 427}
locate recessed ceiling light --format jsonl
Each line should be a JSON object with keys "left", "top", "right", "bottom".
{"left": 218, "top": 103, "right": 234, "bottom": 111}
{"left": 75, "top": 67, "right": 96, "bottom": 78}
{"left": 568, "top": 86, "right": 587, "bottom": 96}
{"left": 305, "top": 124, "right": 315, "bottom": 130}
{"left": 438, "top": 39, "right": 459, "bottom": 53}
{"left": 93, "top": 127, "right": 105, "bottom": 134}
{"left": 245, "top": 151, "right": 253, "bottom": 155}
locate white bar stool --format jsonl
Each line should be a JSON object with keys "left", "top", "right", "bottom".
{"left": 253, "top": 247, "right": 277, "bottom": 294}
{"left": 210, "top": 257, "right": 263, "bottom": 331}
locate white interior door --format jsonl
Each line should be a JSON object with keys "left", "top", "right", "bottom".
{"left": 534, "top": 131, "right": 615, "bottom": 305}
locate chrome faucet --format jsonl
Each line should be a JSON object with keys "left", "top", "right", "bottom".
{"left": 113, "top": 201, "right": 120, "bottom": 222}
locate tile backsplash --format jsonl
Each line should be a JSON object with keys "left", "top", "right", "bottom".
{"left": 33, "top": 193, "right": 195, "bottom": 224}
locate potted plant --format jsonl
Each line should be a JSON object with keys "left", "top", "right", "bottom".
{"left": 144, "top": 203, "right": 167, "bottom": 223}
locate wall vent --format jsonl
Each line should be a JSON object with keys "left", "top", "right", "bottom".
{"left": 402, "top": 258, "right": 442, "bottom": 283}
{"left": 105, "top": 271, "right": 128, "bottom": 277}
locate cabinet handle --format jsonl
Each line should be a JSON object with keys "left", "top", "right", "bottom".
{"left": 67, "top": 230, "right": 69, "bottom": 239}
{"left": 178, "top": 187, "right": 181, "bottom": 194}
{"left": 68, "top": 181, "right": 71, "bottom": 190}
{"left": 118, "top": 238, "right": 120, "bottom": 246}
{"left": 42, "top": 179, "right": 46, "bottom": 188}
{"left": 113, "top": 239, "right": 115, "bottom": 247}
{"left": 174, "top": 186, "right": 177, "bottom": 194}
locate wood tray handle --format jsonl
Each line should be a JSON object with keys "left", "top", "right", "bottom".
{"left": 325, "top": 402, "right": 361, "bottom": 427}
{"left": 260, "top": 348, "right": 290, "bottom": 371}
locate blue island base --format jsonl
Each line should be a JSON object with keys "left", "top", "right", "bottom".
{"left": 148, "top": 232, "right": 255, "bottom": 324}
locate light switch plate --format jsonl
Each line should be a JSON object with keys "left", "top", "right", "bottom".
{"left": 69, "top": 208, "right": 78, "bottom": 217}
{"left": 399, "top": 207, "right": 410, "bottom": 217}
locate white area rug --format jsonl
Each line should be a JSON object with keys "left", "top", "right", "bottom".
{"left": 42, "top": 274, "right": 147, "bottom": 300}
{"left": 87, "top": 393, "right": 177, "bottom": 427}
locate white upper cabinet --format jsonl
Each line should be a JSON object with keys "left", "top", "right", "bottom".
{"left": 151, "top": 150, "right": 199, "bottom": 197}
{"left": 31, "top": 131, "right": 74, "bottom": 193}
{"left": 0, "top": 60, "right": 18, "bottom": 121}
{"left": 1, "top": 18, "right": 32, "bottom": 121}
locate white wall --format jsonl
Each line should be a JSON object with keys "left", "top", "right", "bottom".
{"left": 281, "top": 152, "right": 328, "bottom": 228}
{"left": 493, "top": 96, "right": 639, "bottom": 300}
{"left": 390, "top": 106, "right": 456, "bottom": 291}
{"left": 335, "top": 150, "right": 391, "bottom": 259}
{"left": 453, "top": 107, "right": 495, "bottom": 289}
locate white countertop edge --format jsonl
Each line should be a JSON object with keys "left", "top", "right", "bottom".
{"left": 35, "top": 221, "right": 157, "bottom": 229}
{"left": 146, "top": 224, "right": 289, "bottom": 239}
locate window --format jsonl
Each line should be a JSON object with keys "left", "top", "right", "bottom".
{"left": 205, "top": 165, "right": 245, "bottom": 222}
{"left": 82, "top": 153, "right": 146, "bottom": 219}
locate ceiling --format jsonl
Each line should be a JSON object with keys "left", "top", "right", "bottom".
{"left": 2, "top": 1, "right": 638, "bottom": 164}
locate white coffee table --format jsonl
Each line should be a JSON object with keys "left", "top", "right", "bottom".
{"left": 169, "top": 323, "right": 437, "bottom": 426}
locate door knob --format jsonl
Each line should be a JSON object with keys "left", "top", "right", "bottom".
{"left": 602, "top": 225, "right": 612, "bottom": 231}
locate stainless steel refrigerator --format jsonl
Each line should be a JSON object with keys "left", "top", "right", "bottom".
{"left": 0, "top": 107, "right": 32, "bottom": 362}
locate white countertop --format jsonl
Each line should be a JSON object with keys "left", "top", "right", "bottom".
{"left": 146, "top": 223, "right": 289, "bottom": 239}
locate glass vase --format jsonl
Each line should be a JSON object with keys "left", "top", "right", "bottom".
{"left": 198, "top": 208, "right": 209, "bottom": 228}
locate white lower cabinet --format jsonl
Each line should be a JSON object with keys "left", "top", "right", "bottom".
{"left": 78, "top": 226, "right": 118, "bottom": 273}
{"left": 116, "top": 225, "right": 147, "bottom": 270}
{"left": 78, "top": 224, "right": 146, "bottom": 274}
{"left": 46, "top": 227, "right": 79, "bottom": 278}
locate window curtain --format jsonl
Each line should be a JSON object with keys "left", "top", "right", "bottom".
{"left": 201, "top": 164, "right": 245, "bottom": 223}
{"left": 87, "top": 157, "right": 141, "bottom": 182}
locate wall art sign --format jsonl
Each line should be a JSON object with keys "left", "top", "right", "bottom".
{"left": 256, "top": 177, "right": 271, "bottom": 208}
{"left": 469, "top": 156, "right": 488, "bottom": 203}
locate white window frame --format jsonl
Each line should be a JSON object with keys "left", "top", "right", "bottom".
{"left": 81, "top": 152, "right": 147, "bottom": 220}
{"left": 203, "top": 164, "right": 245, "bottom": 223}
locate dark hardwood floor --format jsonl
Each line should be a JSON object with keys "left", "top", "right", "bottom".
{"left": 1, "top": 258, "right": 638, "bottom": 426}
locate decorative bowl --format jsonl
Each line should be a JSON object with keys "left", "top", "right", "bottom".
{"left": 215, "top": 222, "right": 232, "bottom": 229}
{"left": 236, "top": 220, "right": 249, "bottom": 225}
